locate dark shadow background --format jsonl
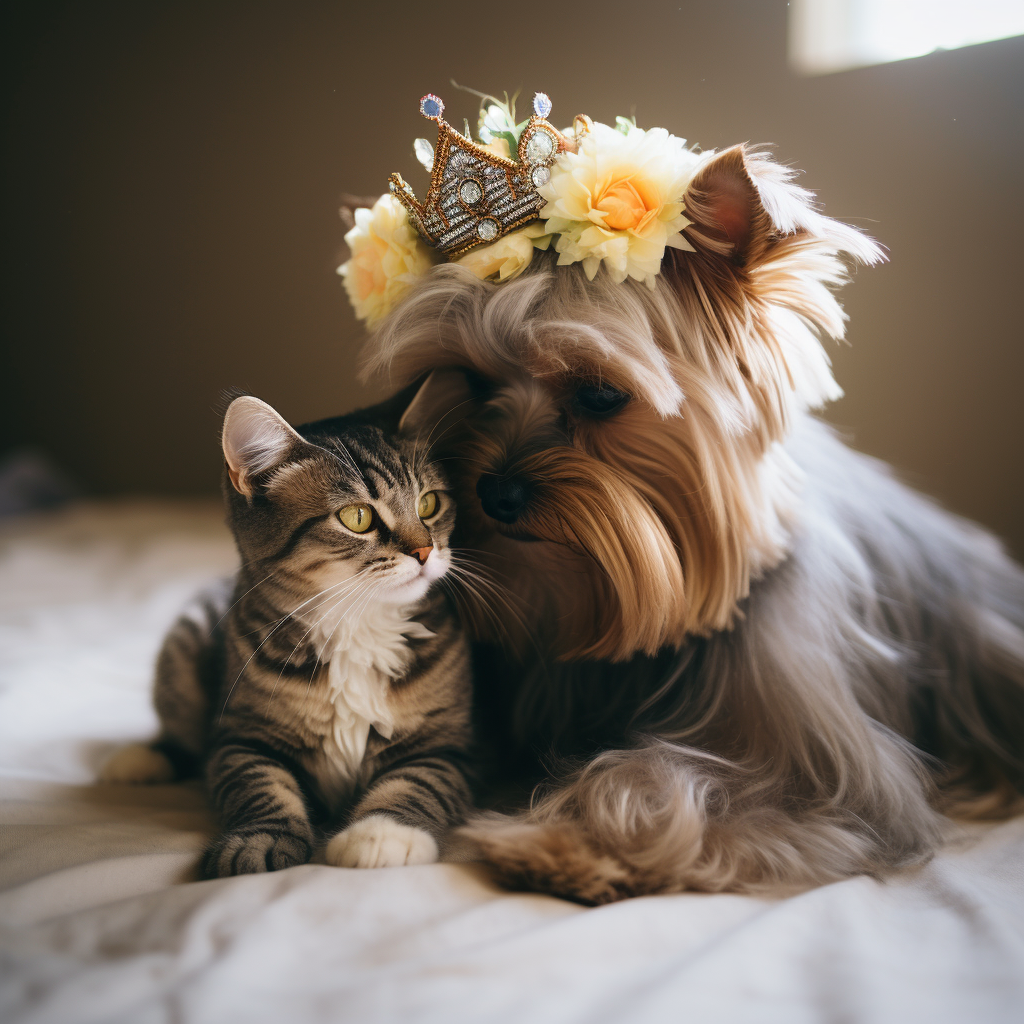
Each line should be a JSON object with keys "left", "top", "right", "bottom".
{"left": 3, "top": 1, "right": 1022, "bottom": 554}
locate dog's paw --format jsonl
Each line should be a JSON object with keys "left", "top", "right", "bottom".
{"left": 99, "top": 743, "right": 175, "bottom": 784}
{"left": 325, "top": 814, "right": 438, "bottom": 869}
{"left": 202, "top": 828, "right": 312, "bottom": 878}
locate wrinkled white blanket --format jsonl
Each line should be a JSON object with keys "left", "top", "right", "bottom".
{"left": 1, "top": 501, "right": 1022, "bottom": 1024}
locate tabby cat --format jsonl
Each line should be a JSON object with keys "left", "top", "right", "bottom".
{"left": 102, "top": 394, "right": 476, "bottom": 877}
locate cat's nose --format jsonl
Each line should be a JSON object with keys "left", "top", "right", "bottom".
{"left": 476, "top": 473, "right": 532, "bottom": 524}
{"left": 410, "top": 546, "right": 433, "bottom": 565}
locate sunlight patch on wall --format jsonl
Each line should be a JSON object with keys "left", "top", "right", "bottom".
{"left": 790, "top": 0, "right": 1024, "bottom": 74}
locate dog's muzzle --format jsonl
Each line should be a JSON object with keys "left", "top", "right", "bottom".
{"left": 476, "top": 473, "right": 533, "bottom": 524}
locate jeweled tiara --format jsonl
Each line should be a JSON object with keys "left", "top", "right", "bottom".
{"left": 387, "top": 92, "right": 582, "bottom": 258}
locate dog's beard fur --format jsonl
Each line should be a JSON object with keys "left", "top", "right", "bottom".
{"left": 360, "top": 146, "right": 1024, "bottom": 902}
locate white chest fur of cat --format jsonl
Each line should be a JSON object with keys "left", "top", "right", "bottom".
{"left": 304, "top": 597, "right": 434, "bottom": 806}
{"left": 305, "top": 598, "right": 443, "bottom": 872}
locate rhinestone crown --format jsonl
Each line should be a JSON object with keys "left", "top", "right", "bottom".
{"left": 388, "top": 92, "right": 577, "bottom": 259}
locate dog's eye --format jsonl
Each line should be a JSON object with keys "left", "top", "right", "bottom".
{"left": 574, "top": 383, "right": 630, "bottom": 418}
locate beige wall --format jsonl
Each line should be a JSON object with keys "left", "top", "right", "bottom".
{"left": 4, "top": 2, "right": 1022, "bottom": 554}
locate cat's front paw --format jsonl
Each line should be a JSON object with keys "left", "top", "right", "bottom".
{"left": 203, "top": 827, "right": 313, "bottom": 878}
{"left": 325, "top": 814, "right": 438, "bottom": 869}
{"left": 100, "top": 743, "right": 175, "bottom": 784}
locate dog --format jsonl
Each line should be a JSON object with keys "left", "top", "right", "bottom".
{"left": 347, "top": 142, "right": 1024, "bottom": 905}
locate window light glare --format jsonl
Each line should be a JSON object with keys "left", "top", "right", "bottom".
{"left": 790, "top": 0, "right": 1024, "bottom": 75}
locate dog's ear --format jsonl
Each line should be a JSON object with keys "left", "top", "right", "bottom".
{"left": 682, "top": 146, "right": 765, "bottom": 264}
{"left": 222, "top": 396, "right": 304, "bottom": 497}
{"left": 398, "top": 368, "right": 479, "bottom": 439}
{"left": 681, "top": 145, "right": 882, "bottom": 269}
{"left": 339, "top": 193, "right": 384, "bottom": 235}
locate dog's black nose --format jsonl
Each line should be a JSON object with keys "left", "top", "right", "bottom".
{"left": 476, "top": 473, "right": 532, "bottom": 524}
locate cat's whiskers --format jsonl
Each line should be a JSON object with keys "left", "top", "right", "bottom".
{"left": 263, "top": 566, "right": 378, "bottom": 715}
{"left": 446, "top": 554, "right": 554, "bottom": 674}
{"left": 449, "top": 553, "right": 522, "bottom": 616}
{"left": 211, "top": 570, "right": 278, "bottom": 631}
{"left": 443, "top": 560, "right": 525, "bottom": 650}
{"left": 418, "top": 396, "right": 479, "bottom": 454}
{"left": 439, "top": 574, "right": 510, "bottom": 649}
{"left": 303, "top": 570, "right": 393, "bottom": 653}
{"left": 290, "top": 567, "right": 379, "bottom": 673}
{"left": 220, "top": 572, "right": 373, "bottom": 719}
{"left": 331, "top": 438, "right": 363, "bottom": 479}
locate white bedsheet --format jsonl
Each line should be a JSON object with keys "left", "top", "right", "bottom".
{"left": 1, "top": 500, "right": 1022, "bottom": 1024}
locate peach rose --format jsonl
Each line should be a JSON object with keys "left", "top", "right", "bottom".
{"left": 593, "top": 176, "right": 661, "bottom": 232}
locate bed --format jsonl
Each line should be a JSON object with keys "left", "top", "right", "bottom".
{"left": 1, "top": 500, "right": 1022, "bottom": 1023}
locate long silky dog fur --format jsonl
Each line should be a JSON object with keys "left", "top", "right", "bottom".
{"left": 356, "top": 144, "right": 1024, "bottom": 903}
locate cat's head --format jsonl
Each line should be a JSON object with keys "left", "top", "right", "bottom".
{"left": 221, "top": 395, "right": 454, "bottom": 607}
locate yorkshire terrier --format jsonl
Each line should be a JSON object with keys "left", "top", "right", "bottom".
{"left": 343, "top": 118, "right": 1024, "bottom": 904}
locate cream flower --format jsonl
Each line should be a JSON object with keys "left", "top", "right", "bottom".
{"left": 538, "top": 121, "right": 701, "bottom": 288}
{"left": 337, "top": 194, "right": 436, "bottom": 326}
{"left": 456, "top": 222, "right": 552, "bottom": 282}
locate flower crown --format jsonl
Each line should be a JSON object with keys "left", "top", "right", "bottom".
{"left": 339, "top": 91, "right": 703, "bottom": 327}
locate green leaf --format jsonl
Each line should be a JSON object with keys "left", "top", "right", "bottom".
{"left": 494, "top": 119, "right": 533, "bottom": 155}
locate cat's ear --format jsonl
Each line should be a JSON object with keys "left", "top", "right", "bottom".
{"left": 398, "top": 368, "right": 478, "bottom": 439}
{"left": 222, "top": 396, "right": 303, "bottom": 497}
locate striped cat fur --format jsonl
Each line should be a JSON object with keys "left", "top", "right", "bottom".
{"left": 102, "top": 396, "right": 477, "bottom": 877}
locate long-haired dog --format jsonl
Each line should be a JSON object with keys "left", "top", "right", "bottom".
{"left": 352, "top": 144, "right": 1024, "bottom": 904}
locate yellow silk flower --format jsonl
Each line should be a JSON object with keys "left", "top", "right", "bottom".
{"left": 538, "top": 121, "right": 702, "bottom": 288}
{"left": 338, "top": 194, "right": 436, "bottom": 327}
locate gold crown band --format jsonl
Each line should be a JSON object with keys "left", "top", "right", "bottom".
{"left": 388, "top": 93, "right": 576, "bottom": 259}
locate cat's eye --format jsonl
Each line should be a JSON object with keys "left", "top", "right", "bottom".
{"left": 574, "top": 382, "right": 630, "bottom": 417}
{"left": 338, "top": 504, "right": 374, "bottom": 533}
{"left": 418, "top": 491, "right": 439, "bottom": 519}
